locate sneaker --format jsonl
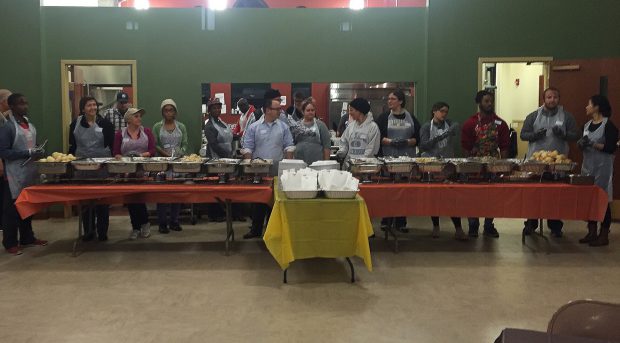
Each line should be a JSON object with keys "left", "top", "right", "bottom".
{"left": 169, "top": 224, "right": 182, "bottom": 232}
{"left": 159, "top": 225, "right": 170, "bottom": 234}
{"left": 483, "top": 225, "right": 500, "bottom": 238}
{"left": 140, "top": 223, "right": 151, "bottom": 238}
{"left": 129, "top": 230, "right": 140, "bottom": 240}
{"left": 431, "top": 226, "right": 440, "bottom": 238}
{"left": 380, "top": 224, "right": 389, "bottom": 232}
{"left": 98, "top": 235, "right": 108, "bottom": 242}
{"left": 6, "top": 246, "right": 23, "bottom": 255}
{"left": 22, "top": 239, "right": 48, "bottom": 247}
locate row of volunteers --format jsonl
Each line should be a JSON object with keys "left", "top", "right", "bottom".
{"left": 0, "top": 86, "right": 616, "bottom": 255}
{"left": 333, "top": 88, "right": 616, "bottom": 247}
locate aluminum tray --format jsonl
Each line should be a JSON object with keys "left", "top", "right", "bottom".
{"left": 350, "top": 163, "right": 382, "bottom": 174}
{"left": 323, "top": 189, "right": 358, "bottom": 199}
{"left": 141, "top": 157, "right": 172, "bottom": 172}
{"left": 35, "top": 161, "right": 68, "bottom": 175}
{"left": 383, "top": 162, "right": 415, "bottom": 174}
{"left": 550, "top": 162, "right": 577, "bottom": 173}
{"left": 446, "top": 159, "right": 483, "bottom": 174}
{"left": 105, "top": 159, "right": 138, "bottom": 173}
{"left": 284, "top": 190, "right": 319, "bottom": 199}
{"left": 517, "top": 161, "right": 548, "bottom": 174}
{"left": 417, "top": 161, "right": 448, "bottom": 173}
{"left": 71, "top": 158, "right": 112, "bottom": 171}
{"left": 568, "top": 174, "right": 594, "bottom": 185}
{"left": 171, "top": 159, "right": 207, "bottom": 173}
{"left": 241, "top": 159, "right": 273, "bottom": 174}
{"left": 206, "top": 158, "right": 240, "bottom": 174}
{"left": 486, "top": 160, "right": 515, "bottom": 173}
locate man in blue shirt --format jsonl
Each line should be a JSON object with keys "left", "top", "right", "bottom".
{"left": 241, "top": 97, "right": 295, "bottom": 239}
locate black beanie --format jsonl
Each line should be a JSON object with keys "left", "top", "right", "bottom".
{"left": 350, "top": 98, "right": 370, "bottom": 115}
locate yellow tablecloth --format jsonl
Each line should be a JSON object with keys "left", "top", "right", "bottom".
{"left": 264, "top": 185, "right": 374, "bottom": 271}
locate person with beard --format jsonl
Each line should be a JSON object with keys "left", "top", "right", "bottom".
{"left": 520, "top": 87, "right": 579, "bottom": 237}
{"left": 460, "top": 90, "right": 510, "bottom": 238}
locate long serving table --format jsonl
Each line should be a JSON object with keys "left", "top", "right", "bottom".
{"left": 263, "top": 185, "right": 374, "bottom": 283}
{"left": 15, "top": 182, "right": 273, "bottom": 256}
{"left": 359, "top": 182, "right": 609, "bottom": 252}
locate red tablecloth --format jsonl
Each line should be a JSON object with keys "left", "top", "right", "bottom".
{"left": 359, "top": 183, "right": 608, "bottom": 221}
{"left": 16, "top": 183, "right": 273, "bottom": 219}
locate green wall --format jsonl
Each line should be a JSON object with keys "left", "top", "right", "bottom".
{"left": 426, "top": 0, "right": 620, "bottom": 125}
{"left": 4, "top": 4, "right": 427, "bottom": 153}
{"left": 2, "top": 0, "right": 620, "bottom": 154}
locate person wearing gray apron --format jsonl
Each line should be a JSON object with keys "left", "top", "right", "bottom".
{"left": 419, "top": 102, "right": 467, "bottom": 240}
{"left": 204, "top": 98, "right": 235, "bottom": 222}
{"left": 0, "top": 94, "right": 47, "bottom": 255}
{"left": 153, "top": 99, "right": 189, "bottom": 234}
{"left": 577, "top": 95, "right": 617, "bottom": 246}
{"left": 293, "top": 100, "right": 331, "bottom": 165}
{"left": 521, "top": 88, "right": 580, "bottom": 237}
{"left": 113, "top": 107, "right": 156, "bottom": 240}
{"left": 69, "top": 96, "right": 115, "bottom": 242}
{"left": 376, "top": 90, "right": 420, "bottom": 233}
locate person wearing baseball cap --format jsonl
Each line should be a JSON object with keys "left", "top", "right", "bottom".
{"left": 104, "top": 91, "right": 131, "bottom": 132}
{"left": 112, "top": 107, "right": 156, "bottom": 240}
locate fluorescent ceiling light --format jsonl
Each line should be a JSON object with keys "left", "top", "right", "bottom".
{"left": 134, "top": 0, "right": 150, "bottom": 10}
{"left": 349, "top": 0, "right": 364, "bottom": 10}
{"left": 41, "top": 0, "right": 98, "bottom": 6}
{"left": 208, "top": 0, "right": 227, "bottom": 11}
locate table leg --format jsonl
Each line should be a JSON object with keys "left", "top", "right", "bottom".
{"left": 73, "top": 203, "right": 83, "bottom": 257}
{"left": 345, "top": 257, "right": 355, "bottom": 283}
{"left": 283, "top": 268, "right": 288, "bottom": 284}
{"left": 538, "top": 218, "right": 551, "bottom": 254}
{"left": 384, "top": 226, "right": 399, "bottom": 253}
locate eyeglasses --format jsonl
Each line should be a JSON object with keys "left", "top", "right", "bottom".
{"left": 268, "top": 107, "right": 280, "bottom": 111}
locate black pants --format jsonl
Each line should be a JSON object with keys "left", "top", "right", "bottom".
{"left": 127, "top": 203, "right": 148, "bottom": 230}
{"left": 2, "top": 183, "right": 36, "bottom": 249}
{"left": 250, "top": 203, "right": 271, "bottom": 235}
{"left": 468, "top": 217, "right": 494, "bottom": 230}
{"left": 157, "top": 203, "right": 180, "bottom": 227}
{"left": 381, "top": 217, "right": 407, "bottom": 229}
{"left": 82, "top": 205, "right": 110, "bottom": 237}
{"left": 0, "top": 178, "right": 5, "bottom": 229}
{"left": 589, "top": 204, "right": 612, "bottom": 228}
{"left": 525, "top": 218, "right": 563, "bottom": 232}
{"left": 431, "top": 216, "right": 462, "bottom": 228}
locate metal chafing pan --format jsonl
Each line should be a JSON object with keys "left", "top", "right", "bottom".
{"left": 171, "top": 158, "right": 209, "bottom": 173}
{"left": 348, "top": 158, "right": 383, "bottom": 174}
{"left": 206, "top": 158, "right": 240, "bottom": 174}
{"left": 71, "top": 158, "right": 112, "bottom": 171}
{"left": 380, "top": 157, "right": 416, "bottom": 174}
{"left": 413, "top": 158, "right": 448, "bottom": 173}
{"left": 105, "top": 157, "right": 139, "bottom": 173}
{"left": 549, "top": 162, "right": 577, "bottom": 173}
{"left": 485, "top": 160, "right": 515, "bottom": 173}
{"left": 240, "top": 158, "right": 273, "bottom": 174}
{"left": 35, "top": 161, "right": 68, "bottom": 175}
{"left": 567, "top": 174, "right": 594, "bottom": 185}
{"left": 446, "top": 158, "right": 484, "bottom": 174}
{"left": 140, "top": 157, "right": 173, "bottom": 173}
{"left": 516, "top": 160, "right": 548, "bottom": 174}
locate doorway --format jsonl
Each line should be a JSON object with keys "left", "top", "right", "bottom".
{"left": 60, "top": 60, "right": 138, "bottom": 150}
{"left": 478, "top": 57, "right": 552, "bottom": 159}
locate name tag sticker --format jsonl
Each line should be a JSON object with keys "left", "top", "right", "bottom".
{"left": 494, "top": 120, "right": 502, "bottom": 125}
{"left": 556, "top": 121, "right": 563, "bottom": 126}
{"left": 163, "top": 144, "right": 172, "bottom": 148}
{"left": 259, "top": 129, "right": 267, "bottom": 135}
{"left": 95, "top": 127, "right": 103, "bottom": 132}
{"left": 122, "top": 138, "right": 130, "bottom": 143}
